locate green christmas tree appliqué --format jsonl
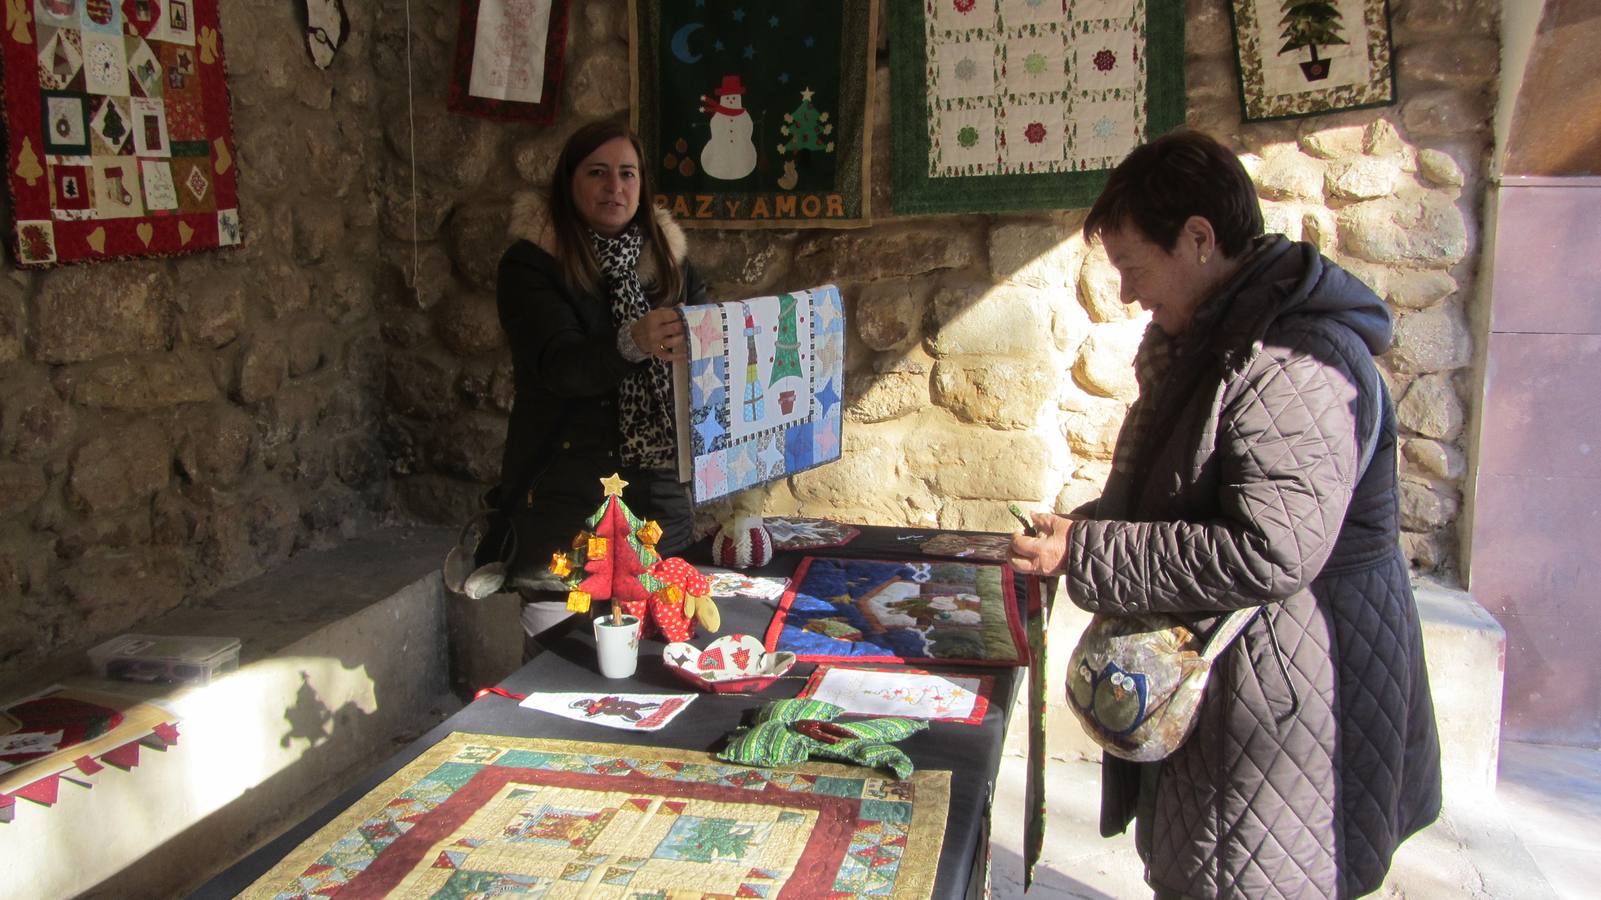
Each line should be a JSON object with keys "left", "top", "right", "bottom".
{"left": 1278, "top": 0, "right": 1347, "bottom": 82}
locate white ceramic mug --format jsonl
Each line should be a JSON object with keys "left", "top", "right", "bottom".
{"left": 593, "top": 614, "right": 642, "bottom": 679}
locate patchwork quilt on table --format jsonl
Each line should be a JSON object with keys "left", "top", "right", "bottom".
{"left": 2, "top": 0, "right": 241, "bottom": 266}
{"left": 240, "top": 732, "right": 949, "bottom": 899}
{"left": 764, "top": 557, "right": 1029, "bottom": 667}
{"left": 675, "top": 285, "right": 845, "bottom": 504}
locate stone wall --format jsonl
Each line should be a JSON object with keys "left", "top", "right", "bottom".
{"left": 0, "top": 1, "right": 389, "bottom": 687}
{"left": 388, "top": 0, "right": 1496, "bottom": 578}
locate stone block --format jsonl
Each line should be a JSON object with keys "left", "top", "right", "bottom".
{"left": 1403, "top": 438, "right": 1467, "bottom": 480}
{"left": 380, "top": 169, "right": 455, "bottom": 242}
{"left": 1260, "top": 201, "right": 1303, "bottom": 241}
{"left": 32, "top": 264, "right": 172, "bottom": 364}
{"left": 434, "top": 291, "right": 506, "bottom": 357}
{"left": 989, "top": 220, "right": 1080, "bottom": 290}
{"left": 67, "top": 420, "right": 170, "bottom": 513}
{"left": 793, "top": 228, "right": 979, "bottom": 285}
{"left": 1251, "top": 143, "right": 1325, "bottom": 201}
{"left": 1301, "top": 207, "right": 1338, "bottom": 255}
{"left": 1326, "top": 157, "right": 1402, "bottom": 201}
{"left": 928, "top": 282, "right": 1052, "bottom": 357}
{"left": 1398, "top": 372, "right": 1466, "bottom": 440}
{"left": 1400, "top": 475, "right": 1460, "bottom": 531}
{"left": 380, "top": 241, "right": 456, "bottom": 312}
{"left": 396, "top": 473, "right": 484, "bottom": 524}
{"left": 52, "top": 508, "right": 153, "bottom": 560}
{"left": 853, "top": 282, "right": 923, "bottom": 352}
{"left": 0, "top": 374, "right": 75, "bottom": 462}
{"left": 906, "top": 425, "right": 1056, "bottom": 500}
{"left": 1061, "top": 390, "right": 1126, "bottom": 461}
{"left": 70, "top": 353, "right": 219, "bottom": 410}
{"left": 0, "top": 282, "right": 23, "bottom": 364}
{"left": 1402, "top": 89, "right": 1488, "bottom": 138}
{"left": 932, "top": 359, "right": 1056, "bottom": 430}
{"left": 1397, "top": 37, "right": 1499, "bottom": 88}
{"left": 235, "top": 332, "right": 288, "bottom": 404}
{"left": 1417, "top": 148, "right": 1466, "bottom": 188}
{"left": 58, "top": 547, "right": 183, "bottom": 634}
{"left": 174, "top": 270, "right": 247, "bottom": 349}
{"left": 258, "top": 260, "right": 314, "bottom": 319}
{"left": 1077, "top": 246, "right": 1140, "bottom": 323}
{"left": 512, "top": 128, "right": 569, "bottom": 186}
{"left": 1072, "top": 319, "right": 1144, "bottom": 401}
{"left": 0, "top": 462, "right": 47, "bottom": 519}
{"left": 845, "top": 371, "right": 929, "bottom": 424}
{"left": 1297, "top": 124, "right": 1367, "bottom": 160}
{"left": 387, "top": 349, "right": 460, "bottom": 420}
{"left": 567, "top": 44, "right": 630, "bottom": 119}
{"left": 335, "top": 435, "right": 387, "bottom": 488}
{"left": 175, "top": 402, "right": 255, "bottom": 487}
{"left": 292, "top": 203, "right": 346, "bottom": 265}
{"left": 788, "top": 426, "right": 937, "bottom": 517}
{"left": 1338, "top": 192, "right": 1468, "bottom": 267}
{"left": 1389, "top": 305, "right": 1473, "bottom": 374}
{"left": 325, "top": 262, "right": 378, "bottom": 325}
{"left": 429, "top": 411, "right": 506, "bottom": 483}
{"left": 447, "top": 201, "right": 513, "bottom": 294}
{"left": 384, "top": 103, "right": 500, "bottom": 189}
{"left": 1387, "top": 269, "right": 1457, "bottom": 310}
{"left": 288, "top": 319, "right": 334, "bottom": 377}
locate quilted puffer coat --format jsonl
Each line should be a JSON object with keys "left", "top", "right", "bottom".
{"left": 1065, "top": 236, "right": 1441, "bottom": 898}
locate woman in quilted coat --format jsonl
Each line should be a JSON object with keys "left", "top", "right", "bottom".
{"left": 1010, "top": 131, "right": 1441, "bottom": 898}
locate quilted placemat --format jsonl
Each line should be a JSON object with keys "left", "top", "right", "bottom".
{"left": 629, "top": 0, "right": 878, "bottom": 227}
{"left": 2, "top": 0, "right": 242, "bottom": 266}
{"left": 676, "top": 285, "right": 845, "bottom": 504}
{"left": 888, "top": 0, "right": 1184, "bottom": 214}
{"left": 799, "top": 664, "right": 995, "bottom": 725}
{"left": 763, "top": 557, "right": 1029, "bottom": 667}
{"left": 448, "top": 0, "right": 572, "bottom": 123}
{"left": 918, "top": 532, "right": 1012, "bottom": 561}
{"left": 239, "top": 732, "right": 950, "bottom": 899}
{"left": 1227, "top": 0, "right": 1395, "bottom": 121}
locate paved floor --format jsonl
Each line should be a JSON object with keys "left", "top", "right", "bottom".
{"left": 988, "top": 732, "right": 1600, "bottom": 899}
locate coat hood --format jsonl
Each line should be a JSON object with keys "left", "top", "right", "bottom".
{"left": 507, "top": 192, "right": 690, "bottom": 282}
{"left": 1213, "top": 236, "right": 1393, "bottom": 372}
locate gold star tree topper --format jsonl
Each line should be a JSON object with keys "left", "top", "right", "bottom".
{"left": 599, "top": 473, "right": 629, "bottom": 497}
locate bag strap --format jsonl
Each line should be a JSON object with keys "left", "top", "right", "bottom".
{"left": 1200, "top": 372, "right": 1389, "bottom": 662}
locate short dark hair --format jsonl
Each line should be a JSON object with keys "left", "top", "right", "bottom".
{"left": 548, "top": 120, "right": 682, "bottom": 304}
{"left": 1083, "top": 130, "right": 1263, "bottom": 258}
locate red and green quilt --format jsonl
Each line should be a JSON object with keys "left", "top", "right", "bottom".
{"left": 241, "top": 732, "right": 950, "bottom": 899}
{"left": 2, "top": 0, "right": 240, "bottom": 267}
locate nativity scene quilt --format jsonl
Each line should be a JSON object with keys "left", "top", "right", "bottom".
{"left": 764, "top": 557, "right": 1029, "bottom": 667}
{"left": 675, "top": 285, "right": 845, "bottom": 504}
{"left": 240, "top": 732, "right": 950, "bottom": 899}
{"left": 2, "top": 0, "right": 241, "bottom": 266}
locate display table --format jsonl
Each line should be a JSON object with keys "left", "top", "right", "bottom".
{"left": 195, "top": 525, "right": 1041, "bottom": 899}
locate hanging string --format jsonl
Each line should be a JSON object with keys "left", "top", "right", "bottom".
{"left": 402, "top": 0, "right": 420, "bottom": 305}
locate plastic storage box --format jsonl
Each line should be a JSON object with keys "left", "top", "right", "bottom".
{"left": 89, "top": 634, "right": 241, "bottom": 686}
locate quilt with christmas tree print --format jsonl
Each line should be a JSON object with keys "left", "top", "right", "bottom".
{"left": 674, "top": 284, "right": 844, "bottom": 504}
{"left": 2, "top": 0, "right": 241, "bottom": 266}
{"left": 629, "top": 0, "right": 877, "bottom": 227}
{"left": 239, "top": 733, "right": 950, "bottom": 899}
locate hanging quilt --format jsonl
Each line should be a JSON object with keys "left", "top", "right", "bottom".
{"left": 1227, "top": 0, "right": 1395, "bottom": 121}
{"left": 629, "top": 0, "right": 877, "bottom": 228}
{"left": 887, "top": 0, "right": 1185, "bottom": 214}
{"left": 763, "top": 557, "right": 1030, "bottom": 667}
{"left": 674, "top": 285, "right": 845, "bottom": 504}
{"left": 448, "top": 0, "right": 572, "bottom": 123}
{"left": 239, "top": 732, "right": 950, "bottom": 899}
{"left": 2, "top": 0, "right": 241, "bottom": 267}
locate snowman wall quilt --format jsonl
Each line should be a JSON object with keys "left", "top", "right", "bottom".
{"left": 2, "top": 0, "right": 241, "bottom": 266}
{"left": 887, "top": 0, "right": 1184, "bottom": 214}
{"left": 239, "top": 733, "right": 950, "bottom": 899}
{"left": 629, "top": 0, "right": 877, "bottom": 227}
{"left": 674, "top": 284, "right": 844, "bottom": 504}
{"left": 763, "top": 557, "right": 1030, "bottom": 667}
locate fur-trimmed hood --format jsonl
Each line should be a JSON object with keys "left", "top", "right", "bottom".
{"left": 507, "top": 191, "right": 689, "bottom": 283}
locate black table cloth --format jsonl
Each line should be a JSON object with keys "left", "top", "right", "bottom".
{"left": 196, "top": 525, "right": 1039, "bottom": 900}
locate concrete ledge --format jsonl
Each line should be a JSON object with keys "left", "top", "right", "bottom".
{"left": 3, "top": 526, "right": 460, "bottom": 900}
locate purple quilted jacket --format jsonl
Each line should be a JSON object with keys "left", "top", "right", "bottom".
{"left": 1066, "top": 236, "right": 1442, "bottom": 898}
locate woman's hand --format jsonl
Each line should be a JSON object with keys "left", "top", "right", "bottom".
{"left": 631, "top": 308, "right": 687, "bottom": 363}
{"left": 1008, "top": 513, "right": 1072, "bottom": 578}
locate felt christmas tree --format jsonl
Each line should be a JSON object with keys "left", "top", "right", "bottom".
{"left": 550, "top": 474, "right": 661, "bottom": 622}
{"left": 778, "top": 87, "right": 834, "bottom": 155}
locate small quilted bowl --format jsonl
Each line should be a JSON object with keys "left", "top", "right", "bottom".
{"left": 662, "top": 633, "right": 796, "bottom": 693}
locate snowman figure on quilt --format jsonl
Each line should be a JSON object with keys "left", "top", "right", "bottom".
{"left": 699, "top": 74, "right": 758, "bottom": 181}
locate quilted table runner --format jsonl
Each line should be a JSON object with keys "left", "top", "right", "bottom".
{"left": 629, "top": 0, "right": 878, "bottom": 227}
{"left": 240, "top": 732, "right": 950, "bottom": 899}
{"left": 2, "top": 0, "right": 241, "bottom": 266}
{"left": 764, "top": 557, "right": 1029, "bottom": 667}
{"left": 888, "top": 0, "right": 1184, "bottom": 214}
{"left": 675, "top": 285, "right": 845, "bottom": 504}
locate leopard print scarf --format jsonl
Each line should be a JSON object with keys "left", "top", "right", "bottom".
{"left": 590, "top": 226, "right": 675, "bottom": 469}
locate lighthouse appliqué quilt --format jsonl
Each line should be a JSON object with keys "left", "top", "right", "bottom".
{"left": 2, "top": 0, "right": 241, "bottom": 266}
{"left": 674, "top": 285, "right": 844, "bottom": 504}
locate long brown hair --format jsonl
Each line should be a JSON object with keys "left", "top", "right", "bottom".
{"left": 548, "top": 120, "right": 683, "bottom": 305}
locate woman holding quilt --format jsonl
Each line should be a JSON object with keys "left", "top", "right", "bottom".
{"left": 493, "top": 120, "right": 706, "bottom": 654}
{"left": 1008, "top": 131, "right": 1441, "bottom": 898}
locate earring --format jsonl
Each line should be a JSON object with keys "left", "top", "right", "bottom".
{"left": 1199, "top": 253, "right": 1208, "bottom": 266}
